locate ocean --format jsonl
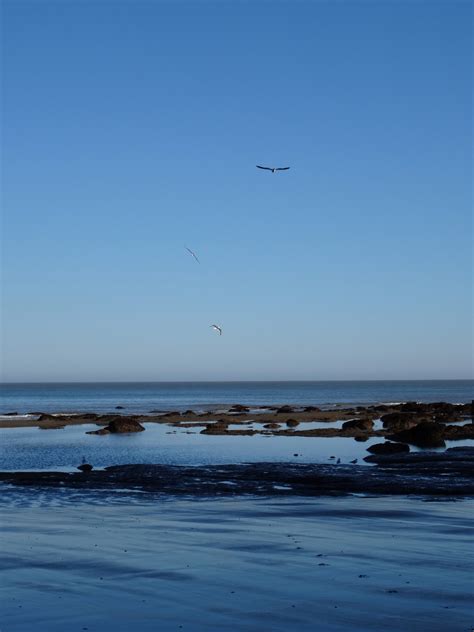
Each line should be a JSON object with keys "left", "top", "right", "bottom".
{"left": 1, "top": 380, "right": 472, "bottom": 415}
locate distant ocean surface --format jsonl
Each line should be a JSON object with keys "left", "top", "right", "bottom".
{"left": 1, "top": 381, "right": 472, "bottom": 415}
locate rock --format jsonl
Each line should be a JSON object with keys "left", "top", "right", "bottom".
{"left": 342, "top": 418, "right": 374, "bottom": 432}
{"left": 367, "top": 442, "right": 410, "bottom": 455}
{"left": 200, "top": 421, "right": 229, "bottom": 435}
{"left": 277, "top": 405, "right": 294, "bottom": 414}
{"left": 399, "top": 402, "right": 427, "bottom": 413}
{"left": 443, "top": 423, "right": 474, "bottom": 440}
{"left": 37, "top": 414, "right": 60, "bottom": 421}
{"left": 391, "top": 421, "right": 446, "bottom": 448}
{"left": 286, "top": 419, "right": 300, "bottom": 428}
{"left": 87, "top": 416, "right": 144, "bottom": 435}
{"left": 77, "top": 463, "right": 93, "bottom": 472}
{"left": 108, "top": 418, "right": 145, "bottom": 433}
{"left": 380, "top": 412, "right": 419, "bottom": 432}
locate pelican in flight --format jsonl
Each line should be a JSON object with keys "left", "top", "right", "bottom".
{"left": 185, "top": 246, "right": 200, "bottom": 263}
{"left": 256, "top": 165, "right": 290, "bottom": 173}
{"left": 210, "top": 324, "right": 222, "bottom": 336}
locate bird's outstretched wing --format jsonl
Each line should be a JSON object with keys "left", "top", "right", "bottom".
{"left": 185, "top": 247, "right": 200, "bottom": 263}
{"left": 256, "top": 165, "right": 272, "bottom": 170}
{"left": 276, "top": 167, "right": 290, "bottom": 171}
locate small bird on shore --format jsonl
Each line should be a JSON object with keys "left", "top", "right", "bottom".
{"left": 210, "top": 324, "right": 222, "bottom": 336}
{"left": 185, "top": 247, "right": 200, "bottom": 263}
{"left": 256, "top": 165, "right": 290, "bottom": 173}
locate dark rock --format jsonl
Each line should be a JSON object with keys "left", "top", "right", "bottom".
{"left": 391, "top": 421, "right": 446, "bottom": 448}
{"left": 380, "top": 412, "right": 419, "bottom": 432}
{"left": 200, "top": 422, "right": 228, "bottom": 435}
{"left": 367, "top": 442, "right": 410, "bottom": 455}
{"left": 229, "top": 405, "right": 250, "bottom": 412}
{"left": 87, "top": 416, "right": 144, "bottom": 435}
{"left": 443, "top": 423, "right": 474, "bottom": 440}
{"left": 286, "top": 419, "right": 300, "bottom": 428}
{"left": 342, "top": 418, "right": 374, "bottom": 432}
{"left": 38, "top": 414, "right": 64, "bottom": 422}
{"left": 277, "top": 405, "right": 294, "bottom": 414}
{"left": 77, "top": 463, "right": 93, "bottom": 472}
{"left": 399, "top": 402, "right": 427, "bottom": 413}
{"left": 108, "top": 418, "right": 145, "bottom": 433}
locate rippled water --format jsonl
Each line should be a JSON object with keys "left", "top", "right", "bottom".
{"left": 1, "top": 380, "right": 472, "bottom": 414}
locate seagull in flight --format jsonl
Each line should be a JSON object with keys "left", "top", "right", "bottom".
{"left": 185, "top": 246, "right": 200, "bottom": 263}
{"left": 210, "top": 324, "right": 222, "bottom": 336}
{"left": 256, "top": 165, "right": 290, "bottom": 173}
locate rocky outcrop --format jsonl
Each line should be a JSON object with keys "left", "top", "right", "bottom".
{"left": 367, "top": 442, "right": 410, "bottom": 455}
{"left": 277, "top": 405, "right": 294, "bottom": 414}
{"left": 390, "top": 421, "right": 445, "bottom": 448}
{"left": 87, "top": 417, "right": 145, "bottom": 435}
{"left": 342, "top": 418, "right": 374, "bottom": 432}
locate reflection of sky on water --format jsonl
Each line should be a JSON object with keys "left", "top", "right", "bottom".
{"left": 0, "top": 423, "right": 473, "bottom": 473}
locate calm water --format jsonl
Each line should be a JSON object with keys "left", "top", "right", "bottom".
{"left": 1, "top": 380, "right": 472, "bottom": 414}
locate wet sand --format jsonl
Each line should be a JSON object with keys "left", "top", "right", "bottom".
{"left": 1, "top": 491, "right": 472, "bottom": 632}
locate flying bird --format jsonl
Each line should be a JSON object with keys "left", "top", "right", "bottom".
{"left": 185, "top": 247, "right": 200, "bottom": 263}
{"left": 210, "top": 324, "right": 222, "bottom": 336}
{"left": 256, "top": 165, "right": 290, "bottom": 173}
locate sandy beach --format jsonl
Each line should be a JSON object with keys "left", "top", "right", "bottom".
{"left": 1, "top": 490, "right": 472, "bottom": 632}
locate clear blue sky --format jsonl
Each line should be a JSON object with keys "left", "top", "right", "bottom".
{"left": 1, "top": 0, "right": 472, "bottom": 382}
